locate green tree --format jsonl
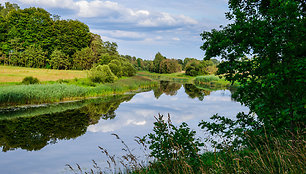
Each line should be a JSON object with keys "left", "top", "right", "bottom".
{"left": 153, "top": 52, "right": 166, "bottom": 73}
{"left": 159, "top": 59, "right": 182, "bottom": 74}
{"left": 89, "top": 33, "right": 107, "bottom": 64}
{"left": 20, "top": 45, "right": 46, "bottom": 68}
{"left": 88, "top": 65, "right": 117, "bottom": 83}
{"left": 72, "top": 47, "right": 95, "bottom": 70}
{"left": 108, "top": 59, "right": 123, "bottom": 77}
{"left": 200, "top": 0, "right": 305, "bottom": 146}
{"left": 185, "top": 61, "right": 208, "bottom": 76}
{"left": 48, "top": 49, "right": 70, "bottom": 69}
{"left": 54, "top": 19, "right": 91, "bottom": 57}
{"left": 6, "top": 7, "right": 53, "bottom": 54}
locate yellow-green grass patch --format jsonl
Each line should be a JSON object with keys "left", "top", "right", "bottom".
{"left": 0, "top": 65, "right": 87, "bottom": 82}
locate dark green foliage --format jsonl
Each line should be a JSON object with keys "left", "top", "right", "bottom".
{"left": 121, "top": 61, "right": 136, "bottom": 77}
{"left": 22, "top": 76, "right": 40, "bottom": 85}
{"left": 0, "top": 2, "right": 123, "bottom": 70}
{"left": 143, "top": 114, "right": 204, "bottom": 167}
{"left": 89, "top": 33, "right": 107, "bottom": 64}
{"left": 159, "top": 59, "right": 182, "bottom": 74}
{"left": 200, "top": 0, "right": 305, "bottom": 149}
{"left": 88, "top": 65, "right": 117, "bottom": 83}
{"left": 20, "top": 45, "right": 46, "bottom": 68}
{"left": 6, "top": 7, "right": 54, "bottom": 54}
{"left": 185, "top": 61, "right": 208, "bottom": 76}
{"left": 53, "top": 19, "right": 91, "bottom": 57}
{"left": 153, "top": 52, "right": 166, "bottom": 73}
{"left": 72, "top": 47, "right": 95, "bottom": 70}
{"left": 48, "top": 49, "right": 70, "bottom": 70}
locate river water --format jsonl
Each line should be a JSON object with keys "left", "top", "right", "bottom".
{"left": 0, "top": 82, "right": 249, "bottom": 174}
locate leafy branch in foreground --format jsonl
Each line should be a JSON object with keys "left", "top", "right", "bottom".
{"left": 200, "top": 0, "right": 305, "bottom": 147}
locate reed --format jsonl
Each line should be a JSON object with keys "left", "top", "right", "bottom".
{"left": 67, "top": 116, "right": 305, "bottom": 174}
{"left": 0, "top": 76, "right": 158, "bottom": 106}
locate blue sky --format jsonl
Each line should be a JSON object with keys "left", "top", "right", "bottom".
{"left": 2, "top": 0, "right": 229, "bottom": 60}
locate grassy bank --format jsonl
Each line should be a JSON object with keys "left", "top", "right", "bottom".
{"left": 0, "top": 76, "right": 157, "bottom": 107}
{"left": 0, "top": 65, "right": 87, "bottom": 83}
{"left": 137, "top": 71, "right": 194, "bottom": 83}
{"left": 138, "top": 71, "right": 234, "bottom": 89}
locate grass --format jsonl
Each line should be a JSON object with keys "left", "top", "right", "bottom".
{"left": 0, "top": 65, "right": 87, "bottom": 82}
{"left": 0, "top": 76, "right": 158, "bottom": 106}
{"left": 137, "top": 71, "right": 194, "bottom": 83}
{"left": 68, "top": 126, "right": 305, "bottom": 174}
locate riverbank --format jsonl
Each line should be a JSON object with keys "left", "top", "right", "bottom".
{"left": 0, "top": 67, "right": 234, "bottom": 107}
{"left": 0, "top": 76, "right": 158, "bottom": 107}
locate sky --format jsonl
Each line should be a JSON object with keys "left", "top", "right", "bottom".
{"left": 2, "top": 0, "right": 230, "bottom": 60}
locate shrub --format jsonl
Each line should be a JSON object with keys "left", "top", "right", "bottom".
{"left": 88, "top": 65, "right": 117, "bottom": 83}
{"left": 21, "top": 76, "right": 40, "bottom": 85}
{"left": 143, "top": 114, "right": 204, "bottom": 170}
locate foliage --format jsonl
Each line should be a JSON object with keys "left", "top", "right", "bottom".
{"left": 20, "top": 45, "right": 46, "bottom": 68}
{"left": 153, "top": 52, "right": 166, "bottom": 73}
{"left": 143, "top": 114, "right": 204, "bottom": 169}
{"left": 0, "top": 2, "right": 122, "bottom": 70}
{"left": 88, "top": 65, "right": 117, "bottom": 83}
{"left": 185, "top": 61, "right": 209, "bottom": 76}
{"left": 21, "top": 76, "right": 40, "bottom": 85}
{"left": 159, "top": 59, "right": 182, "bottom": 74}
{"left": 72, "top": 47, "right": 95, "bottom": 70}
{"left": 200, "top": 0, "right": 306, "bottom": 148}
{"left": 48, "top": 49, "right": 70, "bottom": 70}
{"left": 53, "top": 19, "right": 91, "bottom": 57}
{"left": 121, "top": 61, "right": 136, "bottom": 76}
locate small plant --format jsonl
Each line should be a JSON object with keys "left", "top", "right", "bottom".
{"left": 21, "top": 76, "right": 40, "bottom": 85}
{"left": 143, "top": 114, "right": 204, "bottom": 172}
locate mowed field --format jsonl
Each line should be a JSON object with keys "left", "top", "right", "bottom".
{"left": 0, "top": 65, "right": 87, "bottom": 82}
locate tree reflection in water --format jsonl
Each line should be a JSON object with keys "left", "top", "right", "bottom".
{"left": 0, "top": 95, "right": 134, "bottom": 152}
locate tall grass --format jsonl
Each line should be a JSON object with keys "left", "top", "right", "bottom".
{"left": 0, "top": 76, "right": 158, "bottom": 106}
{"left": 0, "top": 84, "right": 87, "bottom": 106}
{"left": 67, "top": 116, "right": 305, "bottom": 174}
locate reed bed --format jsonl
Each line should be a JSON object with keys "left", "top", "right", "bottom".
{"left": 0, "top": 76, "right": 158, "bottom": 106}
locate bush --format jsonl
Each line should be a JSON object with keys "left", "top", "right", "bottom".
{"left": 22, "top": 76, "right": 40, "bottom": 85}
{"left": 88, "top": 65, "right": 117, "bottom": 83}
{"left": 143, "top": 114, "right": 204, "bottom": 170}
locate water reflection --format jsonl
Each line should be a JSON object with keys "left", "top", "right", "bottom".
{"left": 0, "top": 82, "right": 249, "bottom": 174}
{"left": 0, "top": 82, "right": 235, "bottom": 152}
{"left": 0, "top": 95, "right": 134, "bottom": 152}
{"left": 153, "top": 81, "right": 182, "bottom": 98}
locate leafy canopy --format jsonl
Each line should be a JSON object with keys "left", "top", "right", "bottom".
{"left": 200, "top": 0, "right": 305, "bottom": 147}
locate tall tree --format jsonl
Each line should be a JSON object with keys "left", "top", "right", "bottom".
{"left": 6, "top": 7, "right": 53, "bottom": 54}
{"left": 200, "top": 0, "right": 305, "bottom": 139}
{"left": 54, "top": 19, "right": 91, "bottom": 57}
{"left": 153, "top": 52, "right": 166, "bottom": 73}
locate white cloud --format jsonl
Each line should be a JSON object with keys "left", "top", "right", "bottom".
{"left": 19, "top": 0, "right": 76, "bottom": 9}
{"left": 19, "top": 0, "right": 198, "bottom": 28}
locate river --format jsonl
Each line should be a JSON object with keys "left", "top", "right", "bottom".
{"left": 0, "top": 81, "right": 249, "bottom": 174}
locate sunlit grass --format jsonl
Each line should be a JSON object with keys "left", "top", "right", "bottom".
{"left": 0, "top": 65, "right": 87, "bottom": 82}
{"left": 0, "top": 76, "right": 158, "bottom": 106}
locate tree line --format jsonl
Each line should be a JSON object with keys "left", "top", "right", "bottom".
{"left": 0, "top": 2, "right": 135, "bottom": 77}
{"left": 0, "top": 2, "right": 218, "bottom": 78}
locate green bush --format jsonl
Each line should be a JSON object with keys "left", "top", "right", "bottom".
{"left": 88, "top": 65, "right": 117, "bottom": 83}
{"left": 143, "top": 114, "right": 204, "bottom": 170}
{"left": 22, "top": 76, "right": 40, "bottom": 85}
